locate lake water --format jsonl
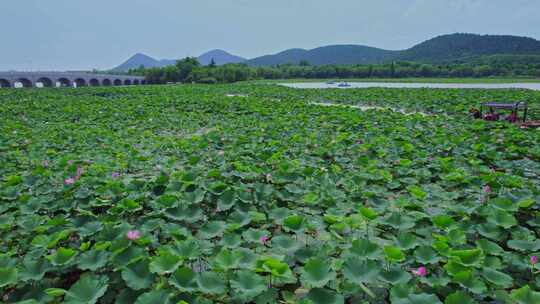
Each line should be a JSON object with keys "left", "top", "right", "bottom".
{"left": 281, "top": 82, "right": 540, "bottom": 90}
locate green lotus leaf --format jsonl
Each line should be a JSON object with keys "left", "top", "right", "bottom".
{"left": 0, "top": 267, "right": 17, "bottom": 288}
{"left": 212, "top": 249, "right": 241, "bottom": 271}
{"left": 220, "top": 232, "right": 242, "bottom": 248}
{"left": 444, "top": 258, "right": 472, "bottom": 276}
{"left": 414, "top": 246, "right": 440, "bottom": 264}
{"left": 78, "top": 221, "right": 104, "bottom": 237}
{"left": 300, "top": 258, "right": 336, "bottom": 288}
{"left": 47, "top": 247, "right": 78, "bottom": 266}
{"left": 396, "top": 232, "right": 419, "bottom": 250}
{"left": 228, "top": 210, "right": 252, "bottom": 228}
{"left": 115, "top": 289, "right": 144, "bottom": 304}
{"left": 163, "top": 205, "right": 203, "bottom": 223}
{"left": 303, "top": 192, "right": 320, "bottom": 205}
{"left": 283, "top": 215, "right": 304, "bottom": 231}
{"left": 30, "top": 235, "right": 49, "bottom": 248}
{"left": 518, "top": 198, "right": 535, "bottom": 209}
{"left": 63, "top": 273, "right": 109, "bottom": 304}
{"left": 19, "top": 259, "right": 50, "bottom": 281}
{"left": 237, "top": 248, "right": 258, "bottom": 268}
{"left": 269, "top": 207, "right": 290, "bottom": 224}
{"left": 379, "top": 266, "right": 412, "bottom": 284}
{"left": 510, "top": 285, "right": 540, "bottom": 304}
{"left": 343, "top": 258, "right": 380, "bottom": 284}
{"left": 242, "top": 228, "right": 270, "bottom": 243}
{"left": 486, "top": 209, "right": 517, "bottom": 229}
{"left": 452, "top": 270, "right": 487, "bottom": 295}
{"left": 381, "top": 212, "right": 416, "bottom": 230}
{"left": 305, "top": 288, "right": 344, "bottom": 304}
{"left": 272, "top": 235, "right": 301, "bottom": 253}
{"left": 408, "top": 185, "right": 427, "bottom": 200}
{"left": 348, "top": 239, "right": 380, "bottom": 259}
{"left": 217, "top": 189, "right": 236, "bottom": 211}
{"left": 507, "top": 239, "right": 540, "bottom": 252}
{"left": 256, "top": 257, "right": 291, "bottom": 277}
{"left": 197, "top": 221, "right": 226, "bottom": 239}
{"left": 476, "top": 239, "right": 504, "bottom": 256}
{"left": 359, "top": 207, "right": 378, "bottom": 220}
{"left": 490, "top": 198, "right": 518, "bottom": 212}
{"left": 432, "top": 215, "right": 455, "bottom": 229}
{"left": 78, "top": 250, "right": 110, "bottom": 271}
{"left": 134, "top": 289, "right": 171, "bottom": 304}
{"left": 230, "top": 270, "right": 267, "bottom": 301}
{"left": 45, "top": 288, "right": 67, "bottom": 297}
{"left": 170, "top": 266, "right": 198, "bottom": 292}
{"left": 384, "top": 246, "right": 406, "bottom": 263}
{"left": 450, "top": 249, "right": 484, "bottom": 266}
{"left": 197, "top": 272, "right": 226, "bottom": 295}
{"left": 149, "top": 253, "right": 182, "bottom": 274}
{"left": 121, "top": 260, "right": 157, "bottom": 290}
{"left": 407, "top": 294, "right": 443, "bottom": 304}
{"left": 447, "top": 228, "right": 466, "bottom": 245}
{"left": 174, "top": 239, "right": 201, "bottom": 259}
{"left": 184, "top": 188, "right": 206, "bottom": 204}
{"left": 481, "top": 268, "right": 513, "bottom": 288}
{"left": 444, "top": 291, "right": 476, "bottom": 304}
{"left": 112, "top": 246, "right": 146, "bottom": 268}
{"left": 476, "top": 223, "right": 504, "bottom": 241}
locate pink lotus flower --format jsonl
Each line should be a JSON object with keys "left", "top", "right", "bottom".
{"left": 483, "top": 185, "right": 492, "bottom": 194}
{"left": 111, "top": 172, "right": 121, "bottom": 179}
{"left": 42, "top": 160, "right": 49, "bottom": 168}
{"left": 217, "top": 150, "right": 225, "bottom": 156}
{"left": 126, "top": 230, "right": 141, "bottom": 241}
{"left": 260, "top": 235, "right": 269, "bottom": 245}
{"left": 75, "top": 166, "right": 83, "bottom": 179}
{"left": 531, "top": 256, "right": 538, "bottom": 265}
{"left": 64, "top": 177, "right": 75, "bottom": 185}
{"left": 412, "top": 266, "right": 427, "bottom": 277}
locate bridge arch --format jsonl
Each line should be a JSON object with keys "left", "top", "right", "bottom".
{"left": 124, "top": 79, "right": 132, "bottom": 85}
{"left": 102, "top": 79, "right": 112, "bottom": 86}
{"left": 113, "top": 79, "right": 122, "bottom": 86}
{"left": 74, "top": 78, "right": 86, "bottom": 87}
{"left": 37, "top": 77, "right": 54, "bottom": 88}
{"left": 57, "top": 78, "right": 72, "bottom": 87}
{"left": 89, "top": 79, "right": 100, "bottom": 86}
{"left": 0, "top": 79, "right": 11, "bottom": 88}
{"left": 141, "top": 80, "right": 146, "bottom": 85}
{"left": 133, "top": 79, "right": 140, "bottom": 85}
{"left": 15, "top": 78, "right": 33, "bottom": 88}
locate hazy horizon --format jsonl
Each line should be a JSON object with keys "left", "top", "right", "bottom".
{"left": 2, "top": 0, "right": 539, "bottom": 71}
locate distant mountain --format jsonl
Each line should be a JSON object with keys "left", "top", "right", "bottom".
{"left": 247, "top": 45, "right": 398, "bottom": 66}
{"left": 113, "top": 53, "right": 161, "bottom": 71}
{"left": 113, "top": 33, "right": 540, "bottom": 70}
{"left": 113, "top": 50, "right": 246, "bottom": 71}
{"left": 197, "top": 49, "right": 246, "bottom": 65}
{"left": 399, "top": 33, "right": 540, "bottom": 63}
{"left": 246, "top": 33, "right": 540, "bottom": 66}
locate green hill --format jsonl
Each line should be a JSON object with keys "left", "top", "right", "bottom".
{"left": 400, "top": 33, "right": 540, "bottom": 63}
{"left": 247, "top": 45, "right": 399, "bottom": 66}
{"left": 246, "top": 33, "right": 540, "bottom": 66}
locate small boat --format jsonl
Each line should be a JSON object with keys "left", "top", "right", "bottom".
{"left": 337, "top": 82, "right": 351, "bottom": 87}
{"left": 326, "top": 80, "right": 336, "bottom": 85}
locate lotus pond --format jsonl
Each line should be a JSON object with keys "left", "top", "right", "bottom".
{"left": 1, "top": 84, "right": 540, "bottom": 304}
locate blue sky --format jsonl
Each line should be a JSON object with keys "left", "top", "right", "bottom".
{"left": 1, "top": 0, "right": 538, "bottom": 71}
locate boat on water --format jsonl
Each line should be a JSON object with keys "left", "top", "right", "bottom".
{"left": 337, "top": 82, "right": 351, "bottom": 87}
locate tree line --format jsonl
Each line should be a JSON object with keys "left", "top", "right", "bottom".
{"left": 126, "top": 56, "right": 540, "bottom": 84}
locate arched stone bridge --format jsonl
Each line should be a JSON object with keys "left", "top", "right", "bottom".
{"left": 0, "top": 72, "right": 146, "bottom": 88}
